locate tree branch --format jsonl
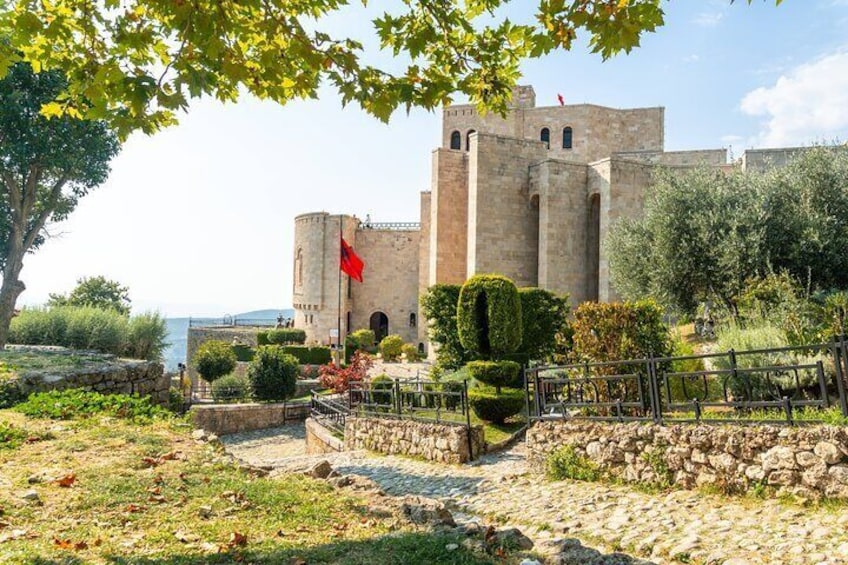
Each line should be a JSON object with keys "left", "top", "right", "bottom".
{"left": 23, "top": 174, "right": 68, "bottom": 252}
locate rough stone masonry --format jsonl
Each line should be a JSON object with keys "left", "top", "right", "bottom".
{"left": 526, "top": 420, "right": 848, "bottom": 499}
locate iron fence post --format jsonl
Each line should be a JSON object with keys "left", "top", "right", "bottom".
{"left": 647, "top": 356, "right": 662, "bottom": 423}
{"left": 533, "top": 369, "right": 542, "bottom": 418}
{"left": 463, "top": 380, "right": 474, "bottom": 461}
{"left": 395, "top": 379, "right": 402, "bottom": 416}
{"left": 782, "top": 396, "right": 794, "bottom": 425}
{"left": 523, "top": 367, "right": 531, "bottom": 422}
{"left": 831, "top": 337, "right": 848, "bottom": 417}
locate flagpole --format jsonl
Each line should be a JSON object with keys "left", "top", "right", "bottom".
{"left": 337, "top": 215, "right": 343, "bottom": 366}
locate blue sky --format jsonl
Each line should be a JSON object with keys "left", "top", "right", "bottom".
{"left": 18, "top": 0, "right": 848, "bottom": 317}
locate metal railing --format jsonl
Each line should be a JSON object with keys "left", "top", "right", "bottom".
{"left": 188, "top": 317, "right": 280, "bottom": 328}
{"left": 526, "top": 337, "right": 848, "bottom": 426}
{"left": 357, "top": 222, "right": 420, "bottom": 231}
{"left": 310, "top": 392, "right": 349, "bottom": 436}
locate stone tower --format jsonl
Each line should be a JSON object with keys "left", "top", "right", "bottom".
{"left": 292, "top": 212, "right": 358, "bottom": 345}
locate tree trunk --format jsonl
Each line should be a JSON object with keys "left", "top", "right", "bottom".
{"left": 0, "top": 266, "right": 25, "bottom": 349}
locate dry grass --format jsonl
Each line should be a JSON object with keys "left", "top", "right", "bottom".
{"left": 0, "top": 410, "right": 502, "bottom": 565}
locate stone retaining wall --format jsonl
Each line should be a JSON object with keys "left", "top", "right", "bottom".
{"left": 305, "top": 417, "right": 345, "bottom": 454}
{"left": 526, "top": 420, "right": 848, "bottom": 499}
{"left": 345, "top": 416, "right": 484, "bottom": 464}
{"left": 12, "top": 350, "right": 168, "bottom": 404}
{"left": 190, "top": 401, "right": 310, "bottom": 435}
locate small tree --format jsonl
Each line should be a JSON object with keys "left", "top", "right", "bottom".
{"left": 318, "top": 351, "right": 373, "bottom": 393}
{"left": 0, "top": 63, "right": 120, "bottom": 347}
{"left": 192, "top": 340, "right": 237, "bottom": 383}
{"left": 420, "top": 284, "right": 469, "bottom": 370}
{"left": 378, "top": 334, "right": 404, "bottom": 361}
{"left": 518, "top": 288, "right": 569, "bottom": 362}
{"left": 248, "top": 346, "right": 298, "bottom": 402}
{"left": 48, "top": 275, "right": 131, "bottom": 316}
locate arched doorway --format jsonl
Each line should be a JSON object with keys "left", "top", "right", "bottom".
{"left": 587, "top": 193, "right": 601, "bottom": 301}
{"left": 370, "top": 311, "right": 389, "bottom": 342}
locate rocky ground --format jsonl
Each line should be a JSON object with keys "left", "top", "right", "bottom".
{"left": 221, "top": 424, "right": 848, "bottom": 565}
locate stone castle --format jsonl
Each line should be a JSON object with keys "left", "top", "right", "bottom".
{"left": 292, "top": 85, "right": 805, "bottom": 352}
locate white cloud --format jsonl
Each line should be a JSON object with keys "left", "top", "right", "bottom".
{"left": 740, "top": 50, "right": 848, "bottom": 147}
{"left": 682, "top": 54, "right": 700, "bottom": 63}
{"left": 692, "top": 12, "right": 724, "bottom": 27}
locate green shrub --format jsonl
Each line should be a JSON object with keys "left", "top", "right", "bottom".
{"left": 0, "top": 421, "right": 33, "bottom": 450}
{"left": 9, "top": 306, "right": 166, "bottom": 360}
{"left": 167, "top": 386, "right": 185, "bottom": 413}
{"left": 124, "top": 312, "right": 168, "bottom": 360}
{"left": 15, "top": 390, "right": 171, "bottom": 422}
{"left": 518, "top": 288, "right": 569, "bottom": 362}
{"left": 401, "top": 343, "right": 420, "bottom": 362}
{"left": 420, "top": 284, "right": 469, "bottom": 370}
{"left": 379, "top": 334, "right": 404, "bottom": 361}
{"left": 279, "top": 345, "right": 332, "bottom": 365}
{"left": 193, "top": 340, "right": 237, "bottom": 383}
{"left": 467, "top": 386, "right": 524, "bottom": 423}
{"left": 231, "top": 344, "right": 255, "bottom": 362}
{"left": 348, "top": 329, "right": 376, "bottom": 349}
{"left": 248, "top": 346, "right": 298, "bottom": 402}
{"left": 370, "top": 374, "right": 394, "bottom": 407}
{"left": 211, "top": 374, "right": 251, "bottom": 402}
{"left": 546, "top": 445, "right": 600, "bottom": 482}
{"left": 266, "top": 328, "right": 306, "bottom": 345}
{"left": 665, "top": 333, "right": 719, "bottom": 403}
{"left": 466, "top": 360, "right": 521, "bottom": 393}
{"left": 457, "top": 274, "right": 522, "bottom": 358}
{"left": 0, "top": 370, "right": 25, "bottom": 409}
{"left": 256, "top": 331, "right": 270, "bottom": 346}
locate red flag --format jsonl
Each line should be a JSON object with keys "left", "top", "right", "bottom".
{"left": 557, "top": 93, "right": 565, "bottom": 106}
{"left": 340, "top": 238, "right": 364, "bottom": 282}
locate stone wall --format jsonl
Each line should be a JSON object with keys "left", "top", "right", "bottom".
{"left": 305, "top": 417, "right": 345, "bottom": 454}
{"left": 190, "top": 401, "right": 310, "bottom": 435}
{"left": 526, "top": 420, "right": 848, "bottom": 499}
{"left": 345, "top": 416, "right": 484, "bottom": 464}
{"left": 428, "top": 148, "right": 469, "bottom": 286}
{"left": 11, "top": 348, "right": 169, "bottom": 404}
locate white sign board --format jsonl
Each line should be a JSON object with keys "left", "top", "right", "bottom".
{"left": 329, "top": 328, "right": 339, "bottom": 338}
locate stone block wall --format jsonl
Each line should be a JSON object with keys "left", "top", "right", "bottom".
{"left": 526, "top": 420, "right": 848, "bottom": 499}
{"left": 305, "top": 417, "right": 345, "bottom": 454}
{"left": 345, "top": 416, "right": 484, "bottom": 464}
{"left": 13, "top": 350, "right": 169, "bottom": 405}
{"left": 190, "top": 401, "right": 310, "bottom": 435}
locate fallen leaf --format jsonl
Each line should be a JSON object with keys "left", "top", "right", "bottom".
{"left": 141, "top": 457, "right": 160, "bottom": 468}
{"left": 227, "top": 532, "right": 247, "bottom": 548}
{"left": 24, "top": 436, "right": 42, "bottom": 444}
{"left": 124, "top": 503, "right": 146, "bottom": 513}
{"left": 160, "top": 451, "right": 180, "bottom": 461}
{"left": 174, "top": 529, "right": 200, "bottom": 543}
{"left": 55, "top": 473, "right": 76, "bottom": 488}
{"left": 147, "top": 486, "right": 161, "bottom": 495}
{"left": 53, "top": 538, "right": 73, "bottom": 549}
{"left": 147, "top": 495, "right": 167, "bottom": 504}
{"left": 93, "top": 538, "right": 102, "bottom": 547}
{"left": 74, "top": 540, "right": 88, "bottom": 550}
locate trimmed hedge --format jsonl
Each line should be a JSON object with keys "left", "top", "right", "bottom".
{"left": 370, "top": 374, "right": 394, "bottom": 407}
{"left": 248, "top": 346, "right": 298, "bottom": 402}
{"left": 256, "top": 331, "right": 270, "bottom": 346}
{"left": 266, "top": 328, "right": 306, "bottom": 345}
{"left": 280, "top": 345, "right": 331, "bottom": 365}
{"left": 457, "top": 274, "right": 522, "bottom": 357}
{"left": 467, "top": 387, "right": 524, "bottom": 424}
{"left": 193, "top": 340, "right": 237, "bottom": 383}
{"left": 231, "top": 344, "right": 255, "bottom": 362}
{"left": 466, "top": 360, "right": 521, "bottom": 393}
{"left": 379, "top": 334, "right": 404, "bottom": 361}
{"left": 518, "top": 287, "right": 569, "bottom": 362}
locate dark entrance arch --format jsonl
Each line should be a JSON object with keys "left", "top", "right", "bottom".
{"left": 370, "top": 311, "right": 389, "bottom": 342}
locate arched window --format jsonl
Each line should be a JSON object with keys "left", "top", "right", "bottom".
{"left": 409, "top": 312, "right": 417, "bottom": 327}
{"left": 466, "top": 129, "right": 476, "bottom": 151}
{"left": 369, "top": 311, "right": 389, "bottom": 342}
{"left": 562, "top": 126, "right": 573, "bottom": 149}
{"left": 449, "top": 130, "right": 462, "bottom": 150}
{"left": 540, "top": 127, "right": 550, "bottom": 149}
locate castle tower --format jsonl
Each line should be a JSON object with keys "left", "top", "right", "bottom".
{"left": 292, "top": 212, "right": 358, "bottom": 345}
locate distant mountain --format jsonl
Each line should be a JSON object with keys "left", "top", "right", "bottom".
{"left": 235, "top": 308, "right": 294, "bottom": 319}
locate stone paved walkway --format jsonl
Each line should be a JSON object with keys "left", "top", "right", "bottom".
{"left": 222, "top": 424, "right": 848, "bottom": 565}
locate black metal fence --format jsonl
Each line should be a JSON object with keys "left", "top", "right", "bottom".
{"left": 188, "top": 317, "right": 279, "bottom": 328}
{"left": 526, "top": 337, "right": 848, "bottom": 425}
{"left": 310, "top": 378, "right": 472, "bottom": 432}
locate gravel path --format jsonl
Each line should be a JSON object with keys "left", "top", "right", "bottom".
{"left": 222, "top": 424, "right": 848, "bottom": 565}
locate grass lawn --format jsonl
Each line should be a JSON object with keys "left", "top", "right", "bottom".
{"left": 0, "top": 349, "right": 116, "bottom": 375}
{"left": 0, "top": 409, "right": 508, "bottom": 564}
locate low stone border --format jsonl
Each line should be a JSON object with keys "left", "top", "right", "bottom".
{"left": 527, "top": 419, "right": 848, "bottom": 499}
{"left": 305, "top": 417, "right": 344, "bottom": 454}
{"left": 190, "top": 401, "right": 310, "bottom": 435}
{"left": 345, "top": 416, "right": 484, "bottom": 464}
{"left": 484, "top": 425, "right": 527, "bottom": 454}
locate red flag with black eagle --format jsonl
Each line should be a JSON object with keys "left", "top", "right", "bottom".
{"left": 340, "top": 238, "right": 364, "bottom": 282}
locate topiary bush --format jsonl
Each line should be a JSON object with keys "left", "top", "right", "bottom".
{"left": 248, "top": 346, "right": 298, "bottom": 402}
{"left": 369, "top": 374, "right": 394, "bottom": 408}
{"left": 266, "top": 328, "right": 306, "bottom": 345}
{"left": 457, "top": 274, "right": 522, "bottom": 358}
{"left": 192, "top": 340, "right": 238, "bottom": 383}
{"left": 348, "top": 328, "right": 376, "bottom": 350}
{"left": 518, "top": 288, "right": 569, "bottom": 362}
{"left": 467, "top": 387, "right": 524, "bottom": 424}
{"left": 402, "top": 343, "right": 420, "bottom": 362}
{"left": 231, "top": 344, "right": 255, "bottom": 362}
{"left": 211, "top": 374, "right": 251, "bottom": 402}
{"left": 466, "top": 360, "right": 521, "bottom": 393}
{"left": 379, "top": 334, "right": 404, "bottom": 361}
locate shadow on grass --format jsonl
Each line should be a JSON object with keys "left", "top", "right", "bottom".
{"left": 99, "top": 531, "right": 502, "bottom": 565}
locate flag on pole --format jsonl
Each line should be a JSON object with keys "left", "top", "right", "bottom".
{"left": 340, "top": 238, "right": 364, "bottom": 282}
{"left": 557, "top": 93, "right": 565, "bottom": 106}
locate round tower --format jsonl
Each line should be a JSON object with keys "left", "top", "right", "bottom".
{"left": 292, "top": 212, "right": 358, "bottom": 345}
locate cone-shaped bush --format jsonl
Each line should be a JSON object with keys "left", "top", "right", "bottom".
{"left": 466, "top": 360, "right": 521, "bottom": 393}
{"left": 457, "top": 274, "right": 522, "bottom": 358}
{"left": 467, "top": 387, "right": 525, "bottom": 424}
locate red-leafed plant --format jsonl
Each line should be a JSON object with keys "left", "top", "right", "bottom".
{"left": 318, "top": 351, "right": 373, "bottom": 393}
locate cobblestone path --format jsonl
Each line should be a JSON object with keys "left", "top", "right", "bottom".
{"left": 222, "top": 425, "right": 848, "bottom": 565}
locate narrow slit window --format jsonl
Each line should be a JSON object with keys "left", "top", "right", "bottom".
{"left": 563, "top": 127, "right": 573, "bottom": 149}
{"left": 450, "top": 130, "right": 461, "bottom": 150}
{"left": 540, "top": 127, "right": 550, "bottom": 149}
